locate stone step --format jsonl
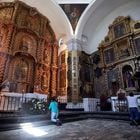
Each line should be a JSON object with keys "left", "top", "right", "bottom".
{"left": 60, "top": 112, "right": 129, "bottom": 122}
{"left": 0, "top": 114, "right": 50, "bottom": 124}
{"left": 0, "top": 120, "right": 52, "bottom": 132}
{"left": 59, "top": 111, "right": 129, "bottom": 120}
{"left": 0, "top": 111, "right": 130, "bottom": 131}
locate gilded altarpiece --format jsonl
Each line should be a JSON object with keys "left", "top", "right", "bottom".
{"left": 0, "top": 1, "right": 58, "bottom": 96}
{"left": 98, "top": 16, "right": 140, "bottom": 96}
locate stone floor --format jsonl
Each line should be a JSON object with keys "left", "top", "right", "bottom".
{"left": 0, "top": 119, "right": 140, "bottom": 140}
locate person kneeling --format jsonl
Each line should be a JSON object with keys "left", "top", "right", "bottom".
{"left": 49, "top": 97, "right": 62, "bottom": 126}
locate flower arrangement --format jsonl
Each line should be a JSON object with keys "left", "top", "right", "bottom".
{"left": 22, "top": 98, "right": 48, "bottom": 114}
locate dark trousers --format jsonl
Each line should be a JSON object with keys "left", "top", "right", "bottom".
{"left": 129, "top": 107, "right": 139, "bottom": 121}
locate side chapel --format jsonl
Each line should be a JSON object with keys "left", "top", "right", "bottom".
{"left": 93, "top": 16, "right": 140, "bottom": 97}
{"left": 0, "top": 1, "right": 59, "bottom": 97}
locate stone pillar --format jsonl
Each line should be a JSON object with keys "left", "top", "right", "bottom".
{"left": 67, "top": 39, "right": 82, "bottom": 103}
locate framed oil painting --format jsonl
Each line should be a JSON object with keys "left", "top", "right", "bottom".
{"left": 114, "top": 23, "right": 126, "bottom": 38}
{"left": 104, "top": 48, "right": 115, "bottom": 64}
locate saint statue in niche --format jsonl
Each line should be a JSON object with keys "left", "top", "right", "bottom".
{"left": 123, "top": 70, "right": 135, "bottom": 88}
{"left": 19, "top": 39, "right": 28, "bottom": 52}
{"left": 44, "top": 49, "right": 49, "bottom": 63}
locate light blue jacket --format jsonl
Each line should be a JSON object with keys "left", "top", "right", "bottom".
{"left": 49, "top": 101, "right": 59, "bottom": 113}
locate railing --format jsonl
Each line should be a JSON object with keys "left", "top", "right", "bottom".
{"left": 112, "top": 99, "right": 128, "bottom": 112}
{"left": 0, "top": 95, "right": 21, "bottom": 111}
{"left": 0, "top": 94, "right": 129, "bottom": 114}
{"left": 0, "top": 95, "right": 47, "bottom": 113}
{"left": 0, "top": 95, "right": 83, "bottom": 112}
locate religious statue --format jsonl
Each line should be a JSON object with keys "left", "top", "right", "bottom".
{"left": 44, "top": 49, "right": 49, "bottom": 63}
{"left": 124, "top": 71, "right": 135, "bottom": 88}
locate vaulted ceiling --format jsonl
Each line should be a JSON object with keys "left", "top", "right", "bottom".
{"left": 1, "top": 0, "right": 140, "bottom": 53}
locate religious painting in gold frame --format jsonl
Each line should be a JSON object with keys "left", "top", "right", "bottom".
{"left": 104, "top": 47, "right": 115, "bottom": 64}
{"left": 113, "top": 22, "right": 126, "bottom": 38}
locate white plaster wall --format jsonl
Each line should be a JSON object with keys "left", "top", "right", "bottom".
{"left": 86, "top": 0, "right": 140, "bottom": 54}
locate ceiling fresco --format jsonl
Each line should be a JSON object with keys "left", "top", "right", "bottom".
{"left": 60, "top": 4, "right": 88, "bottom": 31}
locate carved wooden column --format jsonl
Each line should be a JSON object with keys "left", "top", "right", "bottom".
{"left": 0, "top": 53, "right": 7, "bottom": 83}
{"left": 34, "top": 63, "right": 42, "bottom": 93}
{"left": 34, "top": 39, "right": 45, "bottom": 93}
{"left": 51, "top": 43, "right": 58, "bottom": 97}
{"left": 0, "top": 24, "right": 8, "bottom": 52}
{"left": 0, "top": 23, "right": 14, "bottom": 84}
{"left": 0, "top": 24, "right": 6, "bottom": 84}
{"left": 46, "top": 44, "right": 52, "bottom": 94}
{"left": 6, "top": 24, "right": 14, "bottom": 51}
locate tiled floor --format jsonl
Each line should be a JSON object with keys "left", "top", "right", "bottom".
{"left": 0, "top": 119, "right": 140, "bottom": 140}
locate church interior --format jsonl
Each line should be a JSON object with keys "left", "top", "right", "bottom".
{"left": 0, "top": 0, "right": 140, "bottom": 112}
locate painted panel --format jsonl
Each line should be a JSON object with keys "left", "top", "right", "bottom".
{"left": 60, "top": 4, "right": 87, "bottom": 30}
